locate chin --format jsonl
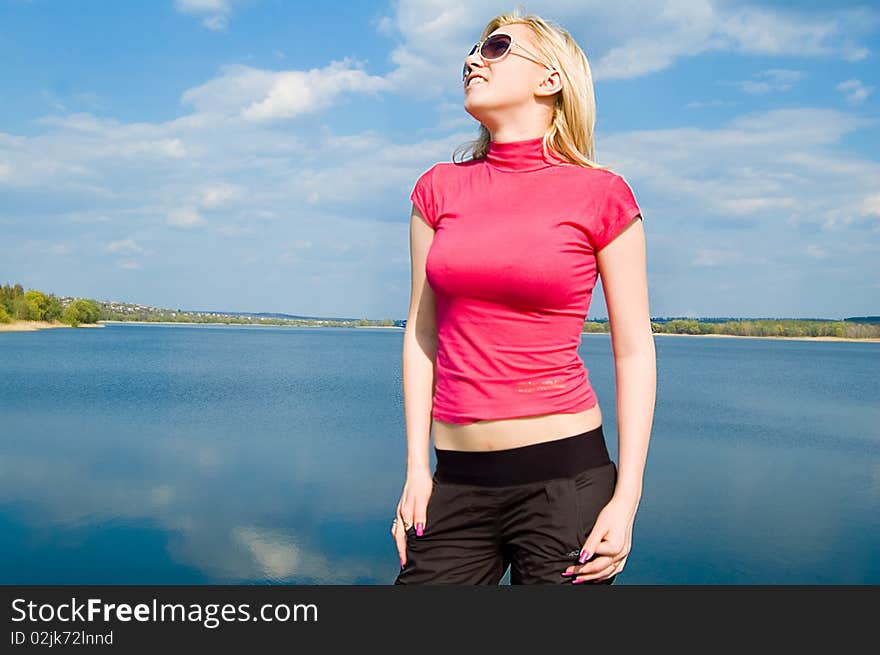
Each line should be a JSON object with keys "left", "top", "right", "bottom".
{"left": 464, "top": 98, "right": 492, "bottom": 119}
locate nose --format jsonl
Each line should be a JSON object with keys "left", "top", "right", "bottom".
{"left": 463, "top": 46, "right": 484, "bottom": 81}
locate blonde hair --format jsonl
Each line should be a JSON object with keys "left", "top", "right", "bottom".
{"left": 454, "top": 7, "right": 611, "bottom": 171}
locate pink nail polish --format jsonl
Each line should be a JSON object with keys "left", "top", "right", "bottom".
{"left": 416, "top": 522, "right": 424, "bottom": 536}
{"left": 571, "top": 578, "right": 584, "bottom": 584}
{"left": 578, "top": 550, "right": 589, "bottom": 564}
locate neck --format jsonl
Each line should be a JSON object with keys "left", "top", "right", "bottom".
{"left": 484, "top": 135, "right": 559, "bottom": 172}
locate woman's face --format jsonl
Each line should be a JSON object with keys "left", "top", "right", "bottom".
{"left": 462, "top": 24, "right": 554, "bottom": 127}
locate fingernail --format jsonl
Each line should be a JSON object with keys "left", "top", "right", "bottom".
{"left": 416, "top": 523, "right": 424, "bottom": 536}
{"left": 578, "top": 550, "right": 589, "bottom": 564}
{"left": 571, "top": 578, "right": 584, "bottom": 584}
{"left": 561, "top": 571, "right": 573, "bottom": 577}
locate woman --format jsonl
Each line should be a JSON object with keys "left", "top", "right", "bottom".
{"left": 392, "top": 10, "right": 655, "bottom": 585}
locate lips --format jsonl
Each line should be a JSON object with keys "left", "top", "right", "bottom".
{"left": 466, "top": 74, "right": 488, "bottom": 88}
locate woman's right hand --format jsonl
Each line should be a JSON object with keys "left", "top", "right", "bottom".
{"left": 391, "top": 468, "right": 434, "bottom": 569}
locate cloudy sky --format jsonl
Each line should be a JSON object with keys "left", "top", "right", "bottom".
{"left": 1, "top": 0, "right": 877, "bottom": 320}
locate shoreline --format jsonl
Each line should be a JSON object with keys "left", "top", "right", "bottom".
{"left": 647, "top": 332, "right": 880, "bottom": 343}
{"left": 96, "top": 320, "right": 403, "bottom": 329}
{"left": 0, "top": 320, "right": 104, "bottom": 332}
{"left": 2, "top": 319, "right": 877, "bottom": 341}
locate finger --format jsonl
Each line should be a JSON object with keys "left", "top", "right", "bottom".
{"left": 393, "top": 504, "right": 410, "bottom": 568}
{"left": 390, "top": 518, "right": 406, "bottom": 537}
{"left": 413, "top": 506, "right": 427, "bottom": 537}
{"left": 398, "top": 504, "right": 412, "bottom": 527}
{"left": 563, "top": 553, "right": 616, "bottom": 578}
{"left": 590, "top": 559, "right": 620, "bottom": 583}
{"left": 571, "top": 559, "right": 617, "bottom": 584}
{"left": 578, "top": 527, "right": 610, "bottom": 564}
{"left": 394, "top": 520, "right": 408, "bottom": 569}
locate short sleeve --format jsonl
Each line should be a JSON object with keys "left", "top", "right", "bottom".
{"left": 590, "top": 173, "right": 643, "bottom": 252}
{"left": 410, "top": 164, "right": 439, "bottom": 229}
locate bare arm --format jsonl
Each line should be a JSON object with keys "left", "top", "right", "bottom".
{"left": 597, "top": 215, "right": 655, "bottom": 509}
{"left": 401, "top": 203, "right": 438, "bottom": 474}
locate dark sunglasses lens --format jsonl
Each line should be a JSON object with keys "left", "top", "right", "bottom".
{"left": 481, "top": 34, "right": 511, "bottom": 59}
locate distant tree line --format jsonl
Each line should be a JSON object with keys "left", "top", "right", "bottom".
{"left": 0, "top": 283, "right": 101, "bottom": 327}
{"left": 582, "top": 318, "right": 880, "bottom": 339}
{"left": 98, "top": 307, "right": 397, "bottom": 327}
{"left": 1, "top": 283, "right": 396, "bottom": 329}
{"left": 3, "top": 280, "right": 874, "bottom": 337}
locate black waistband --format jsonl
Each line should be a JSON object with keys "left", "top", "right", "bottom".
{"left": 433, "top": 424, "right": 611, "bottom": 487}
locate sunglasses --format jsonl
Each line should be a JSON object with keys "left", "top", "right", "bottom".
{"left": 463, "top": 32, "right": 556, "bottom": 83}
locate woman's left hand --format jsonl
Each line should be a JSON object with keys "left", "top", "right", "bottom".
{"left": 563, "top": 495, "right": 638, "bottom": 583}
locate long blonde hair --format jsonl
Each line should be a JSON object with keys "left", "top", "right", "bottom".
{"left": 454, "top": 8, "right": 611, "bottom": 171}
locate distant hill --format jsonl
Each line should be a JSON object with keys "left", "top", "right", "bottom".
{"left": 94, "top": 299, "right": 403, "bottom": 327}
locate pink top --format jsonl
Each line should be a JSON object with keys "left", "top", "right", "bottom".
{"left": 410, "top": 136, "right": 643, "bottom": 424}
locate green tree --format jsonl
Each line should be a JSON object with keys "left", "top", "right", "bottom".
{"left": 45, "top": 294, "right": 63, "bottom": 320}
{"left": 11, "top": 296, "right": 30, "bottom": 320}
{"left": 24, "top": 290, "right": 51, "bottom": 321}
{"left": 61, "top": 299, "right": 101, "bottom": 326}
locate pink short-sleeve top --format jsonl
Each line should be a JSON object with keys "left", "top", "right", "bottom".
{"left": 409, "top": 136, "right": 643, "bottom": 424}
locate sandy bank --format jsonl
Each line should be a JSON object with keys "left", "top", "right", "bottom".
{"left": 0, "top": 320, "right": 104, "bottom": 332}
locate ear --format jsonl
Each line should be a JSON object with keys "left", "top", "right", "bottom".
{"left": 537, "top": 69, "right": 562, "bottom": 96}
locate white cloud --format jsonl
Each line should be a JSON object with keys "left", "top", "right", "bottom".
{"left": 733, "top": 69, "right": 806, "bottom": 95}
{"left": 105, "top": 238, "right": 144, "bottom": 255}
{"left": 594, "top": 106, "right": 880, "bottom": 241}
{"left": 386, "top": 0, "right": 875, "bottom": 89}
{"left": 181, "top": 61, "right": 392, "bottom": 122}
{"left": 176, "top": 0, "right": 229, "bottom": 10}
{"left": 836, "top": 79, "right": 874, "bottom": 105}
{"left": 167, "top": 207, "right": 207, "bottom": 228}
{"left": 595, "top": 1, "right": 872, "bottom": 79}
{"left": 861, "top": 194, "right": 880, "bottom": 214}
{"left": 180, "top": 64, "right": 279, "bottom": 117}
{"left": 716, "top": 196, "right": 799, "bottom": 216}
{"left": 199, "top": 183, "right": 246, "bottom": 208}
{"left": 692, "top": 248, "right": 742, "bottom": 267}
{"left": 175, "top": 0, "right": 233, "bottom": 31}
{"left": 242, "top": 59, "right": 392, "bottom": 121}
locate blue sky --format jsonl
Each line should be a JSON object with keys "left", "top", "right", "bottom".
{"left": 1, "top": 0, "right": 877, "bottom": 320}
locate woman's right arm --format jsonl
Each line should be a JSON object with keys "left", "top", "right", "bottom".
{"left": 394, "top": 203, "right": 438, "bottom": 567}
{"left": 401, "top": 203, "right": 437, "bottom": 476}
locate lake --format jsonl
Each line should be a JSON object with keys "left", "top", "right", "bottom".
{"left": 1, "top": 323, "right": 877, "bottom": 584}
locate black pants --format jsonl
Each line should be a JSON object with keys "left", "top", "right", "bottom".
{"left": 394, "top": 424, "right": 618, "bottom": 585}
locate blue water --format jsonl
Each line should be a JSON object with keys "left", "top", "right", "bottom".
{"left": 1, "top": 324, "right": 877, "bottom": 584}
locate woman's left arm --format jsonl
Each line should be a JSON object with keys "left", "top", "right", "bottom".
{"left": 601, "top": 214, "right": 655, "bottom": 510}
{"left": 564, "top": 214, "right": 656, "bottom": 583}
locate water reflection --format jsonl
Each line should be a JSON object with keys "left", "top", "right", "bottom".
{"left": 0, "top": 325, "right": 877, "bottom": 584}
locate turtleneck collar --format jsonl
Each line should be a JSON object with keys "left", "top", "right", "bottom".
{"left": 484, "top": 136, "right": 559, "bottom": 172}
